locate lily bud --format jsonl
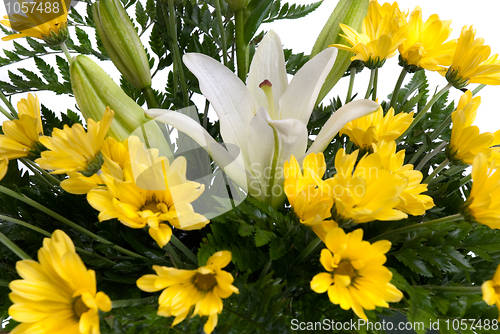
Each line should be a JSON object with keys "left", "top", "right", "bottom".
{"left": 312, "top": 0, "right": 369, "bottom": 102}
{"left": 70, "top": 55, "right": 172, "bottom": 158}
{"left": 92, "top": 0, "right": 151, "bottom": 91}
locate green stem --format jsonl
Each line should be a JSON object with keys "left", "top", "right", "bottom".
{"left": 423, "top": 158, "right": 450, "bottom": 184}
{"left": 0, "top": 231, "right": 32, "bottom": 260}
{"left": 21, "top": 158, "right": 61, "bottom": 187}
{"left": 258, "top": 258, "right": 272, "bottom": 279}
{"left": 166, "top": 0, "right": 189, "bottom": 107}
{"left": 142, "top": 86, "right": 158, "bottom": 109}
{"left": 345, "top": 68, "right": 356, "bottom": 103}
{"left": 235, "top": 9, "right": 247, "bottom": 82}
{"left": 417, "top": 285, "right": 481, "bottom": 294}
{"left": 0, "top": 214, "right": 51, "bottom": 237}
{"left": 203, "top": 99, "right": 210, "bottom": 129}
{"left": 398, "top": 83, "right": 453, "bottom": 142}
{"left": 60, "top": 42, "right": 72, "bottom": 62}
{"left": 75, "top": 247, "right": 116, "bottom": 265}
{"left": 364, "top": 69, "right": 376, "bottom": 99}
{"left": 408, "top": 114, "right": 452, "bottom": 165}
{"left": 214, "top": 0, "right": 228, "bottom": 67}
{"left": 165, "top": 243, "right": 183, "bottom": 268}
{"left": 170, "top": 235, "right": 198, "bottom": 264}
{"left": 369, "top": 213, "right": 463, "bottom": 242}
{"left": 0, "top": 279, "right": 9, "bottom": 287}
{"left": 0, "top": 104, "right": 14, "bottom": 120}
{"left": 21, "top": 160, "right": 54, "bottom": 188}
{"left": 0, "top": 185, "right": 146, "bottom": 259}
{"left": 472, "top": 84, "right": 486, "bottom": 96}
{"left": 0, "top": 91, "right": 17, "bottom": 118}
{"left": 112, "top": 296, "right": 158, "bottom": 309}
{"left": 371, "top": 67, "right": 378, "bottom": 101}
{"left": 390, "top": 68, "right": 407, "bottom": 109}
{"left": 0, "top": 214, "right": 116, "bottom": 265}
{"left": 415, "top": 141, "right": 447, "bottom": 171}
{"left": 460, "top": 174, "right": 472, "bottom": 187}
{"left": 294, "top": 237, "right": 322, "bottom": 265}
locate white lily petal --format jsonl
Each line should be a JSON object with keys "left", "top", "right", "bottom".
{"left": 268, "top": 117, "right": 308, "bottom": 207}
{"left": 247, "top": 30, "right": 288, "bottom": 115}
{"left": 146, "top": 109, "right": 251, "bottom": 192}
{"left": 306, "top": 100, "right": 380, "bottom": 155}
{"left": 278, "top": 47, "right": 338, "bottom": 124}
{"left": 182, "top": 53, "right": 258, "bottom": 159}
{"left": 247, "top": 108, "right": 275, "bottom": 201}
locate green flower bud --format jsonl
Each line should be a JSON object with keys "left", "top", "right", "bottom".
{"left": 224, "top": 0, "right": 248, "bottom": 10}
{"left": 70, "top": 55, "right": 172, "bottom": 158}
{"left": 42, "top": 22, "right": 70, "bottom": 46}
{"left": 92, "top": 0, "right": 151, "bottom": 90}
{"left": 312, "top": 0, "right": 369, "bottom": 103}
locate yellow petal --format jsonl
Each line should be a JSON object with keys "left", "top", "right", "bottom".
{"left": 96, "top": 291, "right": 112, "bottom": 312}
{"left": 203, "top": 314, "right": 218, "bottom": 334}
{"left": 310, "top": 272, "right": 333, "bottom": 293}
{"left": 148, "top": 223, "right": 172, "bottom": 248}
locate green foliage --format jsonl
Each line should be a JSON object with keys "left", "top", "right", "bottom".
{"left": 263, "top": 0, "right": 323, "bottom": 23}
{"left": 1, "top": 1, "right": 500, "bottom": 333}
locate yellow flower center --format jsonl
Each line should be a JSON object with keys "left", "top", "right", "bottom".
{"left": 194, "top": 273, "right": 217, "bottom": 291}
{"left": 494, "top": 286, "right": 500, "bottom": 295}
{"left": 74, "top": 296, "right": 90, "bottom": 318}
{"left": 334, "top": 261, "right": 356, "bottom": 280}
{"left": 142, "top": 201, "right": 161, "bottom": 213}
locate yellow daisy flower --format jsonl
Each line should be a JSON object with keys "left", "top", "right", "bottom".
{"left": 284, "top": 153, "right": 336, "bottom": 241}
{"left": 482, "top": 263, "right": 500, "bottom": 320}
{"left": 320, "top": 149, "right": 408, "bottom": 224}
{"left": 310, "top": 227, "right": 403, "bottom": 320}
{"left": 87, "top": 137, "right": 209, "bottom": 248}
{"left": 137, "top": 251, "right": 239, "bottom": 334}
{"left": 398, "top": 6, "right": 456, "bottom": 72}
{"left": 61, "top": 136, "right": 131, "bottom": 195}
{"left": 373, "top": 141, "right": 434, "bottom": 216}
{"left": 440, "top": 25, "right": 500, "bottom": 89}
{"left": 36, "top": 107, "right": 114, "bottom": 176}
{"left": 8, "top": 230, "right": 112, "bottom": 334}
{"left": 1, "top": 0, "right": 70, "bottom": 45}
{"left": 463, "top": 153, "right": 500, "bottom": 229}
{"left": 332, "top": 0, "right": 408, "bottom": 69}
{"left": 339, "top": 106, "right": 413, "bottom": 150}
{"left": 0, "top": 93, "right": 44, "bottom": 160}
{"left": 446, "top": 91, "right": 500, "bottom": 165}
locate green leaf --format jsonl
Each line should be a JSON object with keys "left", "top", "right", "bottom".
{"left": 263, "top": 0, "right": 322, "bottom": 23}
{"left": 269, "top": 238, "right": 286, "bottom": 260}
{"left": 254, "top": 228, "right": 274, "bottom": 247}
{"left": 56, "top": 56, "right": 71, "bottom": 84}
{"left": 34, "top": 57, "right": 59, "bottom": 84}
{"left": 244, "top": 0, "right": 273, "bottom": 44}
{"left": 238, "top": 220, "right": 254, "bottom": 237}
{"left": 145, "top": 0, "right": 156, "bottom": 21}
{"left": 26, "top": 37, "right": 47, "bottom": 53}
{"left": 61, "top": 109, "right": 82, "bottom": 127}
{"left": 135, "top": 0, "right": 148, "bottom": 28}
{"left": 394, "top": 249, "right": 433, "bottom": 277}
{"left": 75, "top": 27, "right": 93, "bottom": 48}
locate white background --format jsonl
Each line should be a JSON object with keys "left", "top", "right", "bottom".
{"left": 0, "top": 0, "right": 499, "bottom": 133}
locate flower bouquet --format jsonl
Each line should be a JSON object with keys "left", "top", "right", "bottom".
{"left": 1, "top": 0, "right": 500, "bottom": 333}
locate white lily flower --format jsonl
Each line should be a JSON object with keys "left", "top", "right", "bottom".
{"left": 147, "top": 30, "right": 379, "bottom": 207}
